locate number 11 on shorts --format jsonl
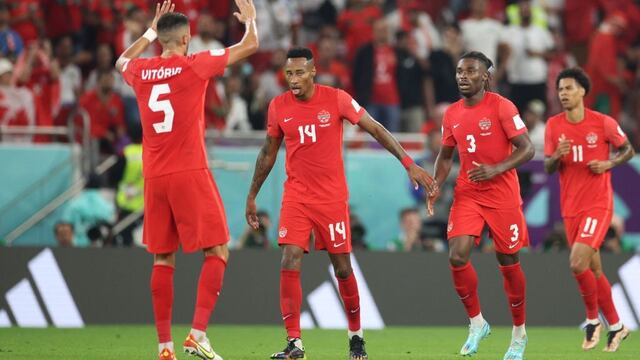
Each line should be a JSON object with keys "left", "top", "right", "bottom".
{"left": 329, "top": 221, "right": 346, "bottom": 242}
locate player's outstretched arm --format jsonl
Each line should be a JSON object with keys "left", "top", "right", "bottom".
{"left": 428, "top": 145, "right": 455, "bottom": 216}
{"left": 246, "top": 134, "right": 283, "bottom": 229}
{"left": 115, "top": 0, "right": 174, "bottom": 72}
{"left": 357, "top": 112, "right": 437, "bottom": 195}
{"left": 587, "top": 140, "right": 635, "bottom": 174}
{"left": 468, "top": 133, "right": 535, "bottom": 182}
{"left": 227, "top": 0, "right": 258, "bottom": 66}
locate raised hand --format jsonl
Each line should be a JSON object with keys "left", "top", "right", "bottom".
{"left": 151, "top": 0, "right": 175, "bottom": 32}
{"left": 407, "top": 164, "right": 438, "bottom": 196}
{"left": 427, "top": 188, "right": 440, "bottom": 217}
{"left": 468, "top": 161, "right": 502, "bottom": 182}
{"left": 233, "top": 0, "right": 256, "bottom": 24}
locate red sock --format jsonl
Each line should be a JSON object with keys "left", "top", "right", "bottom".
{"left": 596, "top": 274, "right": 620, "bottom": 325}
{"left": 337, "top": 273, "right": 361, "bottom": 332}
{"left": 574, "top": 269, "right": 599, "bottom": 320}
{"left": 151, "top": 264, "right": 174, "bottom": 343}
{"left": 281, "top": 270, "right": 302, "bottom": 339}
{"left": 499, "top": 263, "right": 527, "bottom": 326}
{"left": 450, "top": 262, "right": 481, "bottom": 318}
{"left": 192, "top": 256, "right": 227, "bottom": 331}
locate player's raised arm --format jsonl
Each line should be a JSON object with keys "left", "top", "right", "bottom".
{"left": 356, "top": 112, "right": 437, "bottom": 196}
{"left": 115, "top": 0, "right": 174, "bottom": 72}
{"left": 227, "top": 0, "right": 258, "bottom": 66}
{"left": 246, "top": 134, "right": 283, "bottom": 229}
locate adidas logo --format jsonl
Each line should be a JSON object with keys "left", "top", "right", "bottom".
{"left": 300, "top": 254, "right": 384, "bottom": 330}
{"left": 0, "top": 248, "right": 84, "bottom": 328}
{"left": 611, "top": 255, "right": 640, "bottom": 330}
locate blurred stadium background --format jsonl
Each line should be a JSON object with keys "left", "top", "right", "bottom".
{"left": 0, "top": 0, "right": 639, "bottom": 358}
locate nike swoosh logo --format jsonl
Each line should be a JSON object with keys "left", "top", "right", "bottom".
{"left": 196, "top": 342, "right": 215, "bottom": 359}
{"left": 333, "top": 242, "right": 345, "bottom": 248}
{"left": 459, "top": 294, "right": 470, "bottom": 300}
{"left": 350, "top": 307, "right": 360, "bottom": 314}
{"left": 453, "top": 124, "right": 460, "bottom": 128}
{"left": 580, "top": 233, "right": 593, "bottom": 238}
{"left": 511, "top": 301, "right": 524, "bottom": 307}
{"left": 283, "top": 314, "right": 293, "bottom": 320}
{"left": 284, "top": 117, "right": 293, "bottom": 122}
{"left": 508, "top": 243, "right": 519, "bottom": 249}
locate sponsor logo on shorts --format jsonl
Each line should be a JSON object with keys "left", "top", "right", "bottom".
{"left": 279, "top": 227, "right": 287, "bottom": 238}
{"left": 479, "top": 117, "right": 492, "bottom": 131}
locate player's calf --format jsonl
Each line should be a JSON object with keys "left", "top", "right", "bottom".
{"left": 270, "top": 338, "right": 306, "bottom": 359}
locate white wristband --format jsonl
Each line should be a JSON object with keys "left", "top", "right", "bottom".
{"left": 142, "top": 28, "right": 157, "bottom": 42}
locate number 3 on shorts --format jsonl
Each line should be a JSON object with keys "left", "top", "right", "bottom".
{"left": 510, "top": 224, "right": 519, "bottom": 241}
{"left": 149, "top": 84, "right": 174, "bottom": 133}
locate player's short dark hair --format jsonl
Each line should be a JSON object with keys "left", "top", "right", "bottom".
{"left": 556, "top": 67, "right": 591, "bottom": 95}
{"left": 157, "top": 12, "right": 189, "bottom": 34}
{"left": 286, "top": 47, "right": 314, "bottom": 61}
{"left": 460, "top": 51, "right": 494, "bottom": 71}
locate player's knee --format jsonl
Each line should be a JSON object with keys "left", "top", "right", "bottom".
{"left": 449, "top": 253, "right": 469, "bottom": 267}
{"left": 281, "top": 252, "right": 303, "bottom": 270}
{"left": 569, "top": 258, "right": 588, "bottom": 274}
{"left": 333, "top": 266, "right": 353, "bottom": 279}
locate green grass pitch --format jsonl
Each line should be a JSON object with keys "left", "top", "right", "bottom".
{"left": 0, "top": 326, "right": 636, "bottom": 359}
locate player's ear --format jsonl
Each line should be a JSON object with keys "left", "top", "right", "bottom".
{"left": 578, "top": 86, "right": 585, "bottom": 97}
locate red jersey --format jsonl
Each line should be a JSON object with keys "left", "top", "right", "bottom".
{"left": 267, "top": 85, "right": 365, "bottom": 204}
{"left": 371, "top": 46, "right": 399, "bottom": 105}
{"left": 79, "top": 91, "right": 125, "bottom": 139}
{"left": 121, "top": 49, "right": 229, "bottom": 178}
{"left": 442, "top": 92, "right": 527, "bottom": 208}
{"left": 544, "top": 108, "right": 627, "bottom": 217}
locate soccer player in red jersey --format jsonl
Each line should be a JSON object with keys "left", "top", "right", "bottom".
{"left": 245, "top": 47, "right": 436, "bottom": 360}
{"left": 544, "top": 67, "right": 634, "bottom": 352}
{"left": 428, "top": 51, "right": 535, "bottom": 360}
{"left": 115, "top": 1, "right": 258, "bottom": 359}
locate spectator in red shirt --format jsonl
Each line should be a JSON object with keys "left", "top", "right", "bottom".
{"left": 353, "top": 18, "right": 401, "bottom": 132}
{"left": 314, "top": 36, "right": 352, "bottom": 93}
{"left": 80, "top": 70, "right": 125, "bottom": 154}
{"left": 7, "top": 0, "right": 42, "bottom": 46}
{"left": 13, "top": 40, "right": 61, "bottom": 142}
{"left": 585, "top": 13, "right": 628, "bottom": 121}
{"left": 42, "top": 0, "right": 82, "bottom": 41}
{"left": 337, "top": 0, "right": 383, "bottom": 63}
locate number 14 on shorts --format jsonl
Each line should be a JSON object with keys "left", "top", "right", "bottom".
{"left": 329, "top": 221, "right": 346, "bottom": 243}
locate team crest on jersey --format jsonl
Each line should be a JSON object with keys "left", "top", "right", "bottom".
{"left": 317, "top": 110, "right": 331, "bottom": 123}
{"left": 478, "top": 118, "right": 492, "bottom": 131}
{"left": 586, "top": 132, "right": 598, "bottom": 147}
{"left": 279, "top": 227, "right": 288, "bottom": 238}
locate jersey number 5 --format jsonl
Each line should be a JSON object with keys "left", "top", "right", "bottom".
{"left": 149, "top": 84, "right": 175, "bottom": 133}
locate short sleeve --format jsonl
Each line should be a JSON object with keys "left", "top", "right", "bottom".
{"left": 603, "top": 115, "right": 627, "bottom": 148}
{"left": 189, "top": 48, "right": 229, "bottom": 80}
{"left": 543, "top": 119, "right": 556, "bottom": 157}
{"left": 266, "top": 100, "right": 283, "bottom": 138}
{"left": 441, "top": 110, "right": 456, "bottom": 147}
{"left": 120, "top": 58, "right": 140, "bottom": 86}
{"left": 336, "top": 89, "right": 365, "bottom": 125}
{"left": 499, "top": 97, "right": 527, "bottom": 139}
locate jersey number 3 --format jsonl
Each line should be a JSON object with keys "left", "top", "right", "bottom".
{"left": 149, "top": 84, "right": 175, "bottom": 133}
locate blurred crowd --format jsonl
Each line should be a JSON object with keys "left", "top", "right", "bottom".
{"left": 0, "top": 0, "right": 637, "bottom": 251}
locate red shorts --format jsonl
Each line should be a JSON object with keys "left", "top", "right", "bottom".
{"left": 143, "top": 169, "right": 229, "bottom": 254}
{"left": 278, "top": 201, "right": 351, "bottom": 253}
{"left": 447, "top": 198, "right": 529, "bottom": 254}
{"left": 564, "top": 208, "right": 612, "bottom": 249}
